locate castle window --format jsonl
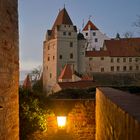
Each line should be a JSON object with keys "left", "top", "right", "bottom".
{"left": 89, "top": 57, "right": 92, "bottom": 61}
{"left": 53, "top": 56, "right": 55, "bottom": 60}
{"left": 117, "top": 66, "right": 120, "bottom": 71}
{"left": 70, "top": 53, "right": 73, "bottom": 59}
{"left": 86, "top": 33, "right": 88, "bottom": 36}
{"left": 59, "top": 55, "right": 62, "bottom": 59}
{"left": 90, "top": 67, "right": 92, "bottom": 71}
{"left": 117, "top": 58, "right": 120, "bottom": 62}
{"left": 136, "top": 66, "right": 139, "bottom": 70}
{"left": 101, "top": 68, "right": 104, "bottom": 72}
{"left": 93, "top": 32, "right": 96, "bottom": 36}
{"left": 123, "top": 58, "right": 126, "bottom": 62}
{"left": 68, "top": 32, "right": 71, "bottom": 36}
{"left": 48, "top": 45, "right": 50, "bottom": 50}
{"left": 111, "top": 66, "right": 114, "bottom": 71}
{"left": 135, "top": 58, "right": 139, "bottom": 62}
{"left": 123, "top": 66, "right": 126, "bottom": 71}
{"left": 50, "top": 73, "right": 52, "bottom": 78}
{"left": 129, "top": 66, "right": 132, "bottom": 71}
{"left": 129, "top": 58, "right": 132, "bottom": 62}
{"left": 101, "top": 57, "right": 104, "bottom": 60}
{"left": 70, "top": 42, "right": 73, "bottom": 47}
{"left": 48, "top": 56, "right": 50, "bottom": 61}
{"left": 111, "top": 58, "right": 114, "bottom": 63}
{"left": 63, "top": 32, "right": 66, "bottom": 35}
{"left": 95, "top": 38, "right": 98, "bottom": 42}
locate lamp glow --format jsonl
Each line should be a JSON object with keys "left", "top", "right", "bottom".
{"left": 57, "top": 116, "right": 66, "bottom": 128}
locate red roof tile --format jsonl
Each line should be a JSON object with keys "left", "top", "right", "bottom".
{"left": 59, "top": 64, "right": 73, "bottom": 80}
{"left": 23, "top": 74, "right": 31, "bottom": 89}
{"left": 52, "top": 8, "right": 73, "bottom": 30}
{"left": 83, "top": 20, "right": 98, "bottom": 31}
{"left": 86, "top": 38, "right": 140, "bottom": 57}
{"left": 49, "top": 8, "right": 73, "bottom": 39}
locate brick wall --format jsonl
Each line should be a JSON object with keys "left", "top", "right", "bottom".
{"left": 0, "top": 0, "right": 19, "bottom": 139}
{"left": 46, "top": 99, "right": 95, "bottom": 140}
{"left": 96, "top": 88, "right": 140, "bottom": 140}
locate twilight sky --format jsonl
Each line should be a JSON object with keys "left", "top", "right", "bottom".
{"left": 19, "top": 0, "right": 140, "bottom": 80}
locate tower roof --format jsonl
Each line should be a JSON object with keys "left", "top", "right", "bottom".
{"left": 23, "top": 74, "right": 31, "bottom": 90}
{"left": 83, "top": 20, "right": 98, "bottom": 31}
{"left": 52, "top": 8, "right": 73, "bottom": 30}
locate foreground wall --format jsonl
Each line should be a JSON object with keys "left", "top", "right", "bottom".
{"left": 0, "top": 0, "right": 19, "bottom": 139}
{"left": 96, "top": 88, "right": 140, "bottom": 140}
{"left": 46, "top": 99, "right": 95, "bottom": 140}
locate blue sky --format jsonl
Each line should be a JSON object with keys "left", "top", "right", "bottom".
{"left": 19, "top": 0, "right": 140, "bottom": 80}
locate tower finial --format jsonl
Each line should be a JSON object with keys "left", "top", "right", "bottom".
{"left": 64, "top": 3, "right": 65, "bottom": 8}
{"left": 82, "top": 19, "right": 84, "bottom": 28}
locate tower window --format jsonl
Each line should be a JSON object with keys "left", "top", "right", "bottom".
{"left": 48, "top": 56, "right": 50, "bottom": 61}
{"left": 70, "top": 53, "right": 73, "bottom": 59}
{"left": 95, "top": 38, "right": 98, "bottom": 42}
{"left": 59, "top": 55, "right": 62, "bottom": 59}
{"left": 50, "top": 73, "right": 52, "bottom": 78}
{"left": 53, "top": 56, "right": 55, "bottom": 60}
{"left": 48, "top": 45, "right": 50, "bottom": 50}
{"left": 70, "top": 42, "right": 73, "bottom": 47}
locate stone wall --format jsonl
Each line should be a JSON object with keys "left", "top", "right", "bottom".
{"left": 96, "top": 87, "right": 140, "bottom": 140}
{"left": 0, "top": 0, "right": 19, "bottom": 139}
{"left": 46, "top": 99, "right": 95, "bottom": 140}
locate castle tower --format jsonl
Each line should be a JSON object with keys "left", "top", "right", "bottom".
{"left": 43, "top": 8, "right": 78, "bottom": 93}
{"left": 82, "top": 20, "right": 109, "bottom": 51}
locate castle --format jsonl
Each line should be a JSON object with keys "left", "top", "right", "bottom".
{"left": 43, "top": 8, "right": 140, "bottom": 93}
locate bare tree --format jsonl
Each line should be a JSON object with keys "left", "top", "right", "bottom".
{"left": 123, "top": 31, "right": 133, "bottom": 38}
{"left": 134, "top": 15, "right": 140, "bottom": 27}
{"left": 29, "top": 65, "right": 42, "bottom": 82}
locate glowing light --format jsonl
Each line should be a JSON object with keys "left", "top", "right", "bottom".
{"left": 57, "top": 116, "right": 67, "bottom": 128}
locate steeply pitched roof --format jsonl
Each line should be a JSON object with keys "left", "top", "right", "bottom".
{"left": 83, "top": 20, "right": 98, "bottom": 31}
{"left": 58, "top": 81, "right": 96, "bottom": 89}
{"left": 59, "top": 64, "right": 73, "bottom": 80}
{"left": 86, "top": 38, "right": 140, "bottom": 57}
{"left": 105, "top": 38, "right": 140, "bottom": 57}
{"left": 52, "top": 8, "right": 73, "bottom": 30}
{"left": 23, "top": 74, "right": 31, "bottom": 89}
{"left": 49, "top": 8, "right": 73, "bottom": 39}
